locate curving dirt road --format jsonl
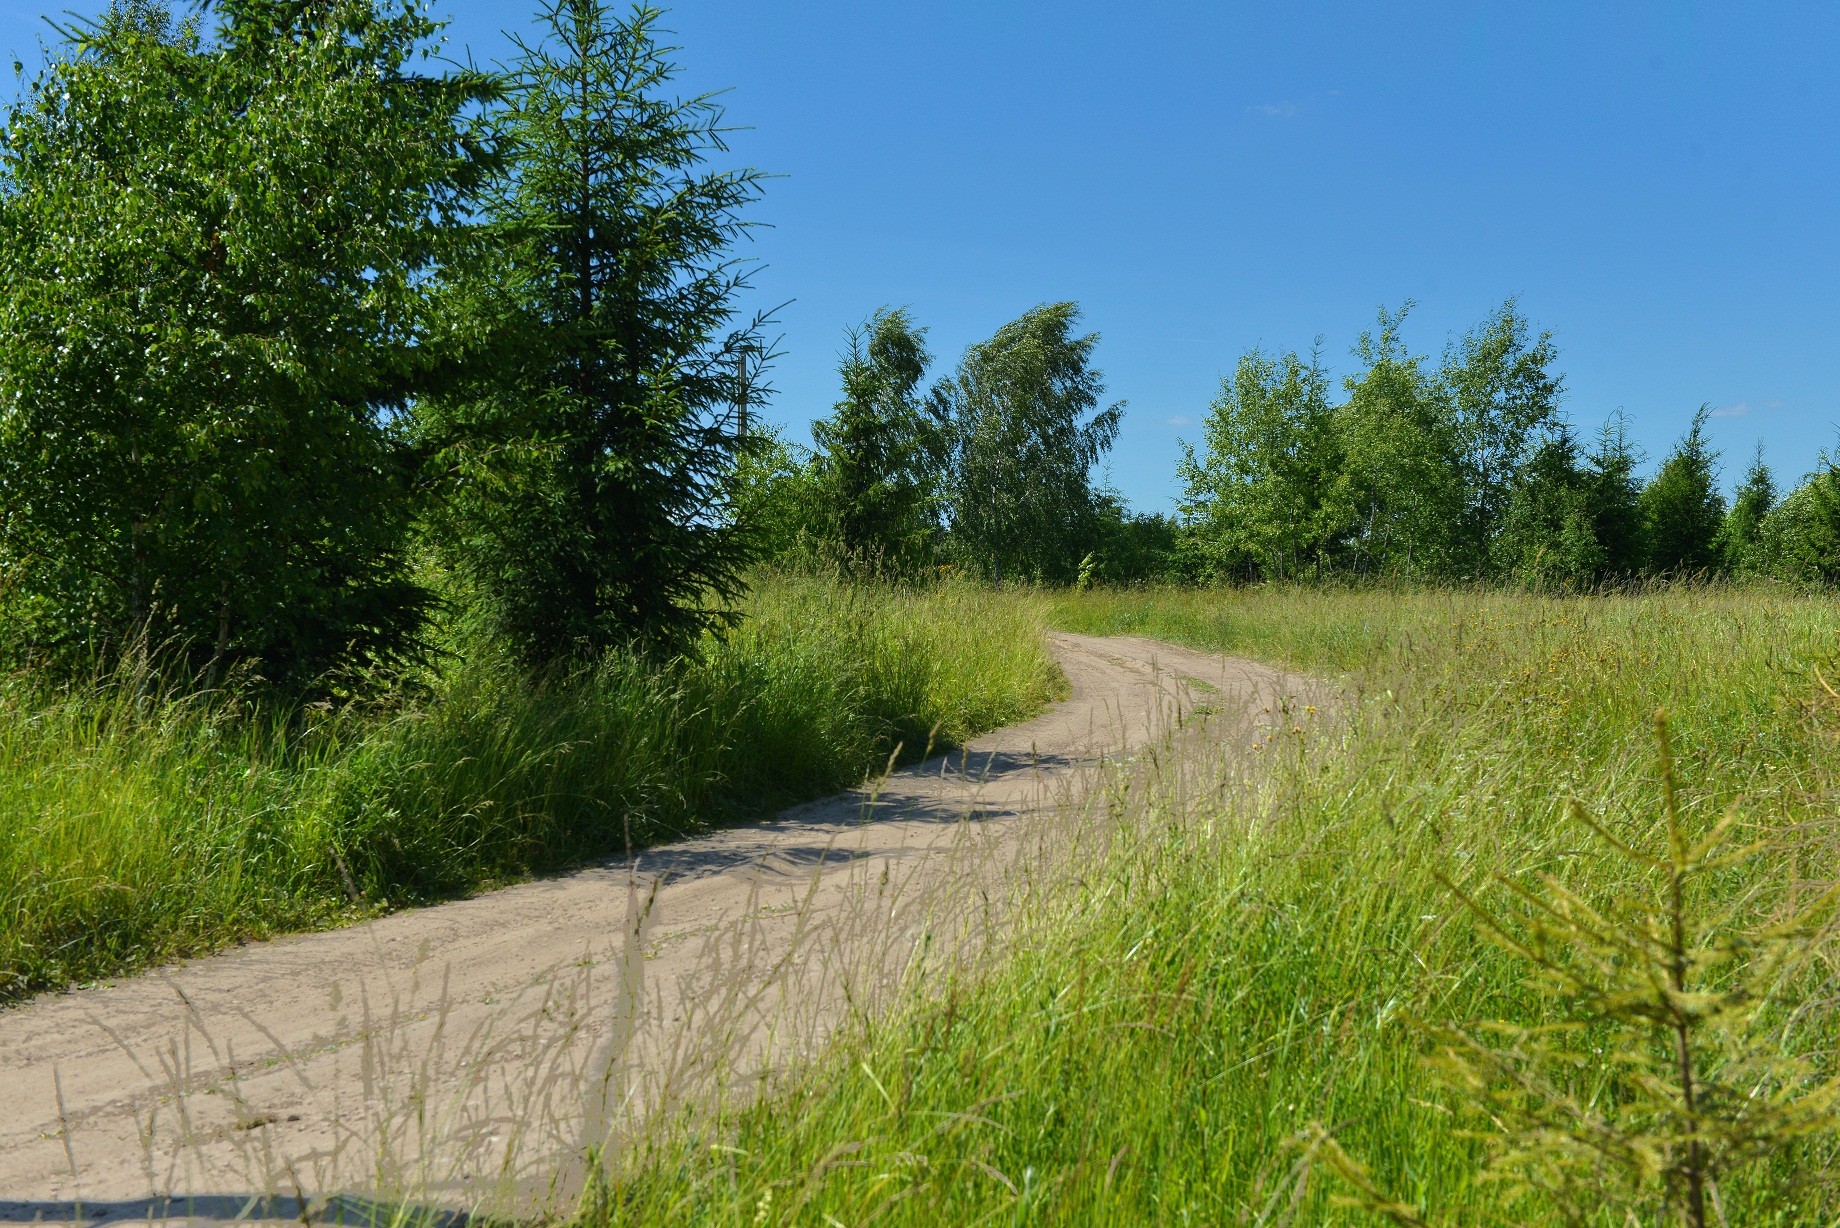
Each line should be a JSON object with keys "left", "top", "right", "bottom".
{"left": 0, "top": 633, "right": 1316, "bottom": 1224}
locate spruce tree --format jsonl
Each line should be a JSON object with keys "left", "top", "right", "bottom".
{"left": 1583, "top": 412, "right": 1646, "bottom": 578}
{"left": 419, "top": 0, "right": 765, "bottom": 663}
{"left": 1717, "top": 444, "right": 1775, "bottom": 573}
{"left": 809, "top": 308, "right": 941, "bottom": 572}
{"left": 1640, "top": 406, "right": 1727, "bottom": 576}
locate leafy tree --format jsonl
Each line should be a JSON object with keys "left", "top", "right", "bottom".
{"left": 1440, "top": 300, "right": 1563, "bottom": 575}
{"left": 1329, "top": 304, "right": 1464, "bottom": 577}
{"left": 937, "top": 302, "right": 1123, "bottom": 583}
{"left": 1717, "top": 444, "right": 1775, "bottom": 573}
{"left": 0, "top": 0, "right": 492, "bottom": 690}
{"left": 1085, "top": 494, "right": 1182, "bottom": 586}
{"left": 1582, "top": 411, "right": 1646, "bottom": 578}
{"left": 1755, "top": 457, "right": 1840, "bottom": 585}
{"left": 1639, "top": 406, "right": 1726, "bottom": 576}
{"left": 1492, "top": 426, "right": 1603, "bottom": 587}
{"left": 1177, "top": 347, "right": 1339, "bottom": 581}
{"left": 809, "top": 308, "right": 941, "bottom": 572}
{"left": 418, "top": 0, "right": 764, "bottom": 665}
{"left": 730, "top": 425, "right": 827, "bottom": 566}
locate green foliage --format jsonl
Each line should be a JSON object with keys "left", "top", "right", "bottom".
{"left": 1582, "top": 412, "right": 1647, "bottom": 577}
{"left": 938, "top": 302, "right": 1124, "bottom": 583}
{"left": 1755, "top": 458, "right": 1840, "bottom": 584}
{"left": 1639, "top": 406, "right": 1727, "bottom": 576}
{"left": 1178, "top": 301, "right": 1565, "bottom": 583}
{"left": 730, "top": 425, "right": 829, "bottom": 565}
{"left": 1442, "top": 299, "right": 1564, "bottom": 570}
{"left": 807, "top": 308, "right": 944, "bottom": 573}
{"left": 1719, "top": 446, "right": 1777, "bottom": 573}
{"left": 1178, "top": 346, "right": 1339, "bottom": 580}
{"left": 416, "top": 0, "right": 763, "bottom": 665}
{"left": 1331, "top": 303, "right": 1466, "bottom": 575}
{"left": 0, "top": 0, "right": 492, "bottom": 691}
{"left": 1493, "top": 427, "right": 1604, "bottom": 587}
{"left": 0, "top": 573, "right": 1060, "bottom": 1000}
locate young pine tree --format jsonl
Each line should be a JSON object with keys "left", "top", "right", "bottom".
{"left": 1492, "top": 426, "right": 1604, "bottom": 588}
{"left": 1717, "top": 445, "right": 1775, "bottom": 574}
{"left": 0, "top": 0, "right": 491, "bottom": 690}
{"left": 809, "top": 308, "right": 941, "bottom": 573}
{"left": 420, "top": 0, "right": 764, "bottom": 664}
{"left": 1583, "top": 411, "right": 1648, "bottom": 579}
{"left": 1640, "top": 406, "right": 1727, "bottom": 577}
{"left": 938, "top": 303, "right": 1123, "bottom": 584}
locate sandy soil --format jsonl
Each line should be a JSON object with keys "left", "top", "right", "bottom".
{"left": 0, "top": 633, "right": 1316, "bottom": 1224}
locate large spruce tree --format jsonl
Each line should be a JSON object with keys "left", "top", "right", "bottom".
{"left": 808, "top": 308, "right": 941, "bottom": 572}
{"left": 419, "top": 0, "right": 764, "bottom": 664}
{"left": 0, "top": 0, "right": 490, "bottom": 689}
{"left": 1640, "top": 406, "right": 1726, "bottom": 576}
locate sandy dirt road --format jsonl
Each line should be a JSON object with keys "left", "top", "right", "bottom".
{"left": 0, "top": 633, "right": 1315, "bottom": 1223}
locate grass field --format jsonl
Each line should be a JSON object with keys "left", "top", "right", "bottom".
{"left": 593, "top": 584, "right": 1840, "bottom": 1225}
{"left": 0, "top": 573, "right": 1062, "bottom": 1003}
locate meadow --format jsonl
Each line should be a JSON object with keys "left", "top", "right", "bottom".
{"left": 0, "top": 573, "right": 1062, "bottom": 1002}
{"left": 590, "top": 583, "right": 1840, "bottom": 1225}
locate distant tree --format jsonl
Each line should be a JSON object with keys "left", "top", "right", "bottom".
{"left": 1492, "top": 426, "right": 1604, "bottom": 587}
{"left": 1639, "top": 406, "right": 1726, "bottom": 576}
{"left": 418, "top": 0, "right": 765, "bottom": 664}
{"left": 1177, "top": 347, "right": 1340, "bottom": 581}
{"left": 1582, "top": 411, "right": 1646, "bottom": 578}
{"left": 938, "top": 303, "right": 1123, "bottom": 583}
{"left": 1755, "top": 457, "right": 1840, "bottom": 585}
{"left": 809, "top": 308, "right": 942, "bottom": 572}
{"left": 1085, "top": 494, "right": 1183, "bottom": 586}
{"left": 1330, "top": 304, "right": 1464, "bottom": 576}
{"left": 1717, "top": 445, "right": 1776, "bottom": 573}
{"left": 730, "top": 426, "right": 827, "bottom": 565}
{"left": 0, "top": 0, "right": 492, "bottom": 689}
{"left": 1440, "top": 300, "right": 1563, "bottom": 576}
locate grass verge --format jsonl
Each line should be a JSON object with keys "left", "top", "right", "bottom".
{"left": 593, "top": 585, "right": 1840, "bottom": 1224}
{"left": 0, "top": 572, "right": 1062, "bottom": 1002}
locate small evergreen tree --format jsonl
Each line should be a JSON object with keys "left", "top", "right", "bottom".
{"left": 1492, "top": 426, "right": 1603, "bottom": 588}
{"left": 0, "top": 0, "right": 492, "bottom": 689}
{"left": 1640, "top": 406, "right": 1726, "bottom": 576}
{"left": 419, "top": 0, "right": 765, "bottom": 664}
{"left": 808, "top": 308, "right": 942, "bottom": 572}
{"left": 1582, "top": 411, "right": 1646, "bottom": 578}
{"left": 1717, "top": 444, "right": 1775, "bottom": 573}
{"left": 937, "top": 303, "right": 1123, "bottom": 584}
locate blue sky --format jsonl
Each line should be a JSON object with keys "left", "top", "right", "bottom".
{"left": 8, "top": 1, "right": 1838, "bottom": 511}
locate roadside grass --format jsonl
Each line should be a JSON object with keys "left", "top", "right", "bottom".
{"left": 0, "top": 572, "right": 1062, "bottom": 1003}
{"left": 592, "top": 585, "right": 1840, "bottom": 1224}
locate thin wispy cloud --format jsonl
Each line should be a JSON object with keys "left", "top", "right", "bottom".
{"left": 1162, "top": 414, "right": 1197, "bottom": 428}
{"left": 1251, "top": 101, "right": 1299, "bottom": 119}
{"left": 1711, "top": 398, "right": 1781, "bottom": 419}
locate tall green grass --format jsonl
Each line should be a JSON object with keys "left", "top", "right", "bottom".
{"left": 595, "top": 586, "right": 1840, "bottom": 1224}
{"left": 0, "top": 573, "right": 1062, "bottom": 1002}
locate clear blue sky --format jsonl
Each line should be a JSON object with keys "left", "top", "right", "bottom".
{"left": 8, "top": 1, "right": 1838, "bottom": 511}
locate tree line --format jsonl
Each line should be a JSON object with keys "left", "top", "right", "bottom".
{"left": 742, "top": 295, "right": 1840, "bottom": 592}
{"left": 0, "top": 0, "right": 769, "bottom": 693}
{"left": 1175, "top": 301, "right": 1840, "bottom": 587}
